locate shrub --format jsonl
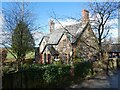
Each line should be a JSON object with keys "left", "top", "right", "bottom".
{"left": 3, "top": 66, "right": 16, "bottom": 74}
{"left": 74, "top": 61, "right": 92, "bottom": 79}
{"left": 23, "top": 58, "right": 34, "bottom": 64}
{"left": 52, "top": 60, "right": 62, "bottom": 65}
{"left": 0, "top": 49, "right": 8, "bottom": 62}
{"left": 18, "top": 64, "right": 71, "bottom": 88}
{"left": 3, "top": 66, "right": 9, "bottom": 74}
{"left": 3, "top": 62, "right": 93, "bottom": 88}
{"left": 22, "top": 63, "right": 30, "bottom": 70}
{"left": 42, "top": 64, "right": 71, "bottom": 84}
{"left": 74, "top": 58, "right": 84, "bottom": 63}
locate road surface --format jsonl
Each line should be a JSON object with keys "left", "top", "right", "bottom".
{"left": 70, "top": 69, "right": 120, "bottom": 89}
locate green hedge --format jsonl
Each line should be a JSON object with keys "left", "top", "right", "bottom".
{"left": 3, "top": 62, "right": 93, "bottom": 88}
{"left": 3, "top": 64, "right": 71, "bottom": 88}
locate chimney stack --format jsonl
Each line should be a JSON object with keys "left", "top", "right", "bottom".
{"left": 49, "top": 19, "right": 55, "bottom": 33}
{"left": 82, "top": 9, "right": 89, "bottom": 23}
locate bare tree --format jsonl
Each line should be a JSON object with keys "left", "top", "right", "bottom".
{"left": 89, "top": 2, "right": 118, "bottom": 60}
{"left": 2, "top": 2, "right": 38, "bottom": 70}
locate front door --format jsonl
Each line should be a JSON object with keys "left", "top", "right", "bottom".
{"left": 48, "top": 54, "right": 51, "bottom": 64}
{"left": 44, "top": 53, "right": 46, "bottom": 64}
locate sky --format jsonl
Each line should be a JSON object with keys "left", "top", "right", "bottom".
{"left": 2, "top": 2, "right": 90, "bottom": 33}
{"left": 31, "top": 2, "right": 88, "bottom": 32}
{"left": 1, "top": 2, "right": 119, "bottom": 47}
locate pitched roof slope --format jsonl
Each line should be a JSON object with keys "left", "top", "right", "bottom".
{"left": 47, "top": 22, "right": 88, "bottom": 45}
{"left": 48, "top": 29, "right": 64, "bottom": 44}
{"left": 39, "top": 21, "right": 90, "bottom": 54}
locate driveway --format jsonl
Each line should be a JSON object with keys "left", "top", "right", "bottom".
{"left": 107, "top": 69, "right": 120, "bottom": 88}
{"left": 69, "top": 69, "right": 120, "bottom": 89}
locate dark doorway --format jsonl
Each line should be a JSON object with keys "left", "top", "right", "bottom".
{"left": 48, "top": 54, "right": 51, "bottom": 64}
{"left": 44, "top": 53, "right": 46, "bottom": 64}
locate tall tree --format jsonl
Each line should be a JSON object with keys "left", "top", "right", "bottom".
{"left": 89, "top": 2, "right": 118, "bottom": 59}
{"left": 12, "top": 21, "right": 34, "bottom": 68}
{"left": 2, "top": 2, "right": 35, "bottom": 69}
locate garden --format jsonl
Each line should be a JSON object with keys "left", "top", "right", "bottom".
{"left": 2, "top": 58, "right": 93, "bottom": 88}
{"left": 2, "top": 49, "right": 118, "bottom": 88}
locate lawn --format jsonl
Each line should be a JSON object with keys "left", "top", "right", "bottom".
{"left": 6, "top": 51, "right": 35, "bottom": 62}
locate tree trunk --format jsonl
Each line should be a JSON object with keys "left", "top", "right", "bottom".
{"left": 98, "top": 40, "right": 102, "bottom": 61}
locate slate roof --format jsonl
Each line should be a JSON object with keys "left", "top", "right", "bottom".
{"left": 39, "top": 21, "right": 90, "bottom": 54}
{"left": 64, "top": 22, "right": 81, "bottom": 36}
{"left": 48, "top": 22, "right": 88, "bottom": 45}
{"left": 48, "top": 29, "right": 64, "bottom": 44}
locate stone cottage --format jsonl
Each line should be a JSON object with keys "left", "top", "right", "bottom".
{"left": 37, "top": 9, "right": 98, "bottom": 64}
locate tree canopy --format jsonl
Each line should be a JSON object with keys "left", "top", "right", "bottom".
{"left": 12, "top": 20, "right": 35, "bottom": 60}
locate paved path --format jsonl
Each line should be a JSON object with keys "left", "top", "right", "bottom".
{"left": 70, "top": 74, "right": 110, "bottom": 88}
{"left": 70, "top": 69, "right": 120, "bottom": 88}
{"left": 107, "top": 69, "right": 120, "bottom": 88}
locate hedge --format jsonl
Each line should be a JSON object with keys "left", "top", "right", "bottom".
{"left": 3, "top": 61, "right": 93, "bottom": 88}
{"left": 74, "top": 61, "right": 92, "bottom": 78}
{"left": 3, "top": 64, "right": 71, "bottom": 88}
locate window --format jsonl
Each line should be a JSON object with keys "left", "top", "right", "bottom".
{"left": 63, "top": 39, "right": 66, "bottom": 42}
{"left": 63, "top": 39, "right": 67, "bottom": 46}
{"left": 43, "top": 41, "right": 45, "bottom": 46}
{"left": 63, "top": 47, "right": 66, "bottom": 52}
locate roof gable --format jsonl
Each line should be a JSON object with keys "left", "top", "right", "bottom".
{"left": 39, "top": 35, "right": 49, "bottom": 46}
